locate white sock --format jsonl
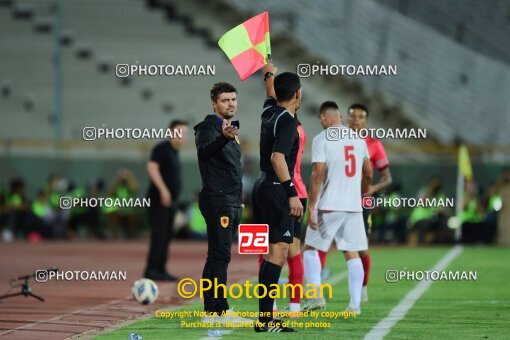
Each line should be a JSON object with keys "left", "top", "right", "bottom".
{"left": 347, "top": 258, "right": 364, "bottom": 310}
{"left": 289, "top": 302, "right": 300, "bottom": 312}
{"left": 303, "top": 250, "right": 322, "bottom": 292}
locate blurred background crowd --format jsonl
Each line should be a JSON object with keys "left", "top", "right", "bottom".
{"left": 2, "top": 167, "right": 507, "bottom": 245}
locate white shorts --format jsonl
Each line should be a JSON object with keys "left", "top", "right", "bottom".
{"left": 305, "top": 211, "right": 368, "bottom": 252}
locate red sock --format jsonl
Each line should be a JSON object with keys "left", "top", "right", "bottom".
{"left": 361, "top": 253, "right": 371, "bottom": 286}
{"left": 318, "top": 250, "right": 328, "bottom": 269}
{"left": 287, "top": 254, "right": 304, "bottom": 303}
{"left": 258, "top": 254, "right": 264, "bottom": 268}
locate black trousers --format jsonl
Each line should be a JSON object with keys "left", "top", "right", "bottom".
{"left": 200, "top": 201, "right": 241, "bottom": 315}
{"left": 145, "top": 202, "right": 177, "bottom": 274}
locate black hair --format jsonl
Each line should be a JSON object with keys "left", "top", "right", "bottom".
{"left": 210, "top": 82, "right": 237, "bottom": 101}
{"left": 319, "top": 101, "right": 339, "bottom": 115}
{"left": 348, "top": 103, "right": 369, "bottom": 117}
{"left": 274, "top": 72, "right": 301, "bottom": 102}
{"left": 169, "top": 119, "right": 188, "bottom": 130}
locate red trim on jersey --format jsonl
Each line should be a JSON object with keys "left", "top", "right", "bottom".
{"left": 293, "top": 124, "right": 308, "bottom": 198}
{"left": 365, "top": 136, "right": 390, "bottom": 173}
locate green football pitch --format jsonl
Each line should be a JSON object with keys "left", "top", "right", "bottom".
{"left": 95, "top": 247, "right": 509, "bottom": 339}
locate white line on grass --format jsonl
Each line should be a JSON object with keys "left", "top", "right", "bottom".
{"left": 326, "top": 270, "right": 348, "bottom": 286}
{"left": 364, "top": 245, "right": 463, "bottom": 340}
{"left": 79, "top": 267, "right": 349, "bottom": 339}
{"left": 196, "top": 269, "right": 349, "bottom": 339}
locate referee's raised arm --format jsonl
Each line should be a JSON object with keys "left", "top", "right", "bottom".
{"left": 262, "top": 58, "right": 277, "bottom": 99}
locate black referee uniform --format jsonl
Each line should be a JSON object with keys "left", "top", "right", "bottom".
{"left": 252, "top": 96, "right": 299, "bottom": 326}
{"left": 144, "top": 140, "right": 182, "bottom": 281}
{"left": 252, "top": 96, "right": 299, "bottom": 244}
{"left": 194, "top": 114, "right": 242, "bottom": 316}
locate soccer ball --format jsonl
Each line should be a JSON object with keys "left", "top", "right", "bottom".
{"left": 131, "top": 278, "right": 158, "bottom": 305}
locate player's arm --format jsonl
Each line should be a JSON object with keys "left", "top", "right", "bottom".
{"left": 262, "top": 58, "right": 277, "bottom": 98}
{"left": 308, "top": 162, "right": 325, "bottom": 229}
{"left": 362, "top": 158, "right": 373, "bottom": 195}
{"left": 308, "top": 134, "right": 327, "bottom": 229}
{"left": 369, "top": 167, "right": 392, "bottom": 195}
{"left": 195, "top": 120, "right": 237, "bottom": 161}
{"left": 146, "top": 161, "right": 171, "bottom": 207}
{"left": 366, "top": 142, "right": 391, "bottom": 195}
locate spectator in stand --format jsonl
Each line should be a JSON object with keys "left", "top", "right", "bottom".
{"left": 408, "top": 176, "right": 450, "bottom": 244}
{"left": 104, "top": 169, "right": 140, "bottom": 239}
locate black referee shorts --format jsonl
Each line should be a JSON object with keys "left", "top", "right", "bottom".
{"left": 252, "top": 177, "right": 294, "bottom": 244}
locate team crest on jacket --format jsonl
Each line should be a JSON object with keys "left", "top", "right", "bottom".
{"left": 220, "top": 216, "right": 229, "bottom": 228}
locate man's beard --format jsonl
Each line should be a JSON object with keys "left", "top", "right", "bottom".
{"left": 219, "top": 111, "right": 234, "bottom": 120}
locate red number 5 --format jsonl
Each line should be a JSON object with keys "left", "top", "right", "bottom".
{"left": 344, "top": 145, "right": 356, "bottom": 177}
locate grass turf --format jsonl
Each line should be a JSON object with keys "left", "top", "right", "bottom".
{"left": 95, "top": 247, "right": 510, "bottom": 339}
{"left": 389, "top": 247, "right": 510, "bottom": 339}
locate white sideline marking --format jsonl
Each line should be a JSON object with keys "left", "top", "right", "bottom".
{"left": 364, "top": 245, "right": 463, "bottom": 340}
{"left": 325, "top": 270, "right": 348, "bottom": 285}
{"left": 196, "top": 270, "right": 349, "bottom": 339}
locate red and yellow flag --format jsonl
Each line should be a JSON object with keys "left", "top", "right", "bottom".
{"left": 218, "top": 12, "right": 271, "bottom": 81}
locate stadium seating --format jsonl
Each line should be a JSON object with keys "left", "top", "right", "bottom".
{"left": 1, "top": 0, "right": 404, "bottom": 162}
{"left": 223, "top": 0, "right": 510, "bottom": 147}
{"left": 3, "top": 0, "right": 508, "bottom": 164}
{"left": 374, "top": 0, "right": 510, "bottom": 65}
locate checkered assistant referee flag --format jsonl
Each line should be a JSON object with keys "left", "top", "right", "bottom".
{"left": 218, "top": 11, "right": 271, "bottom": 81}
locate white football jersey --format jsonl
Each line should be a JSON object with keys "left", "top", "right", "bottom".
{"left": 311, "top": 125, "right": 369, "bottom": 212}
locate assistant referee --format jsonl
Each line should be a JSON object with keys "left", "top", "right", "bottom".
{"left": 253, "top": 60, "right": 303, "bottom": 333}
{"left": 194, "top": 82, "right": 243, "bottom": 319}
